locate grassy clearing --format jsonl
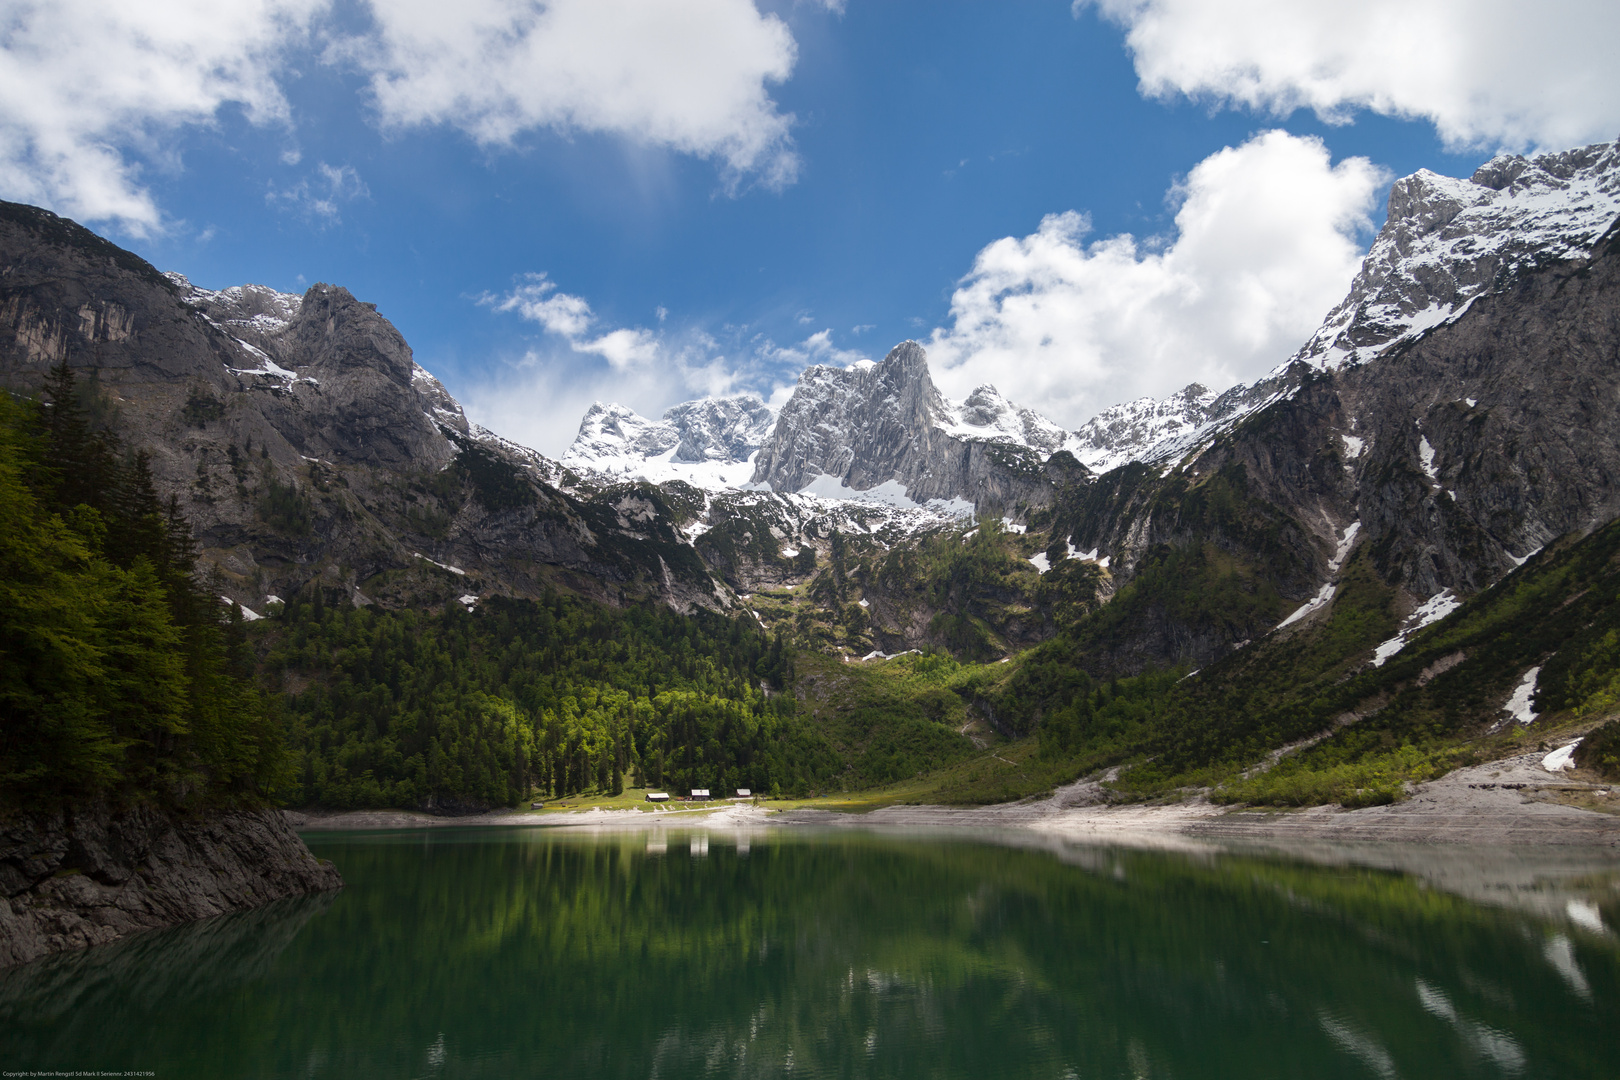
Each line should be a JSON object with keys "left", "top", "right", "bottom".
{"left": 520, "top": 787, "right": 763, "bottom": 816}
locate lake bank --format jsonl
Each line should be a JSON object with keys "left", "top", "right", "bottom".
{"left": 287, "top": 748, "right": 1619, "bottom": 847}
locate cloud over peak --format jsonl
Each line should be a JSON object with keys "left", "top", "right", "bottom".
{"left": 926, "top": 131, "right": 1387, "bottom": 426}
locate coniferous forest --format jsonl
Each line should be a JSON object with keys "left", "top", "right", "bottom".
{"left": 262, "top": 595, "right": 834, "bottom": 809}
{"left": 0, "top": 367, "right": 284, "bottom": 810}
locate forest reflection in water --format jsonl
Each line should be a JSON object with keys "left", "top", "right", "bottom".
{"left": 1, "top": 826, "right": 1616, "bottom": 1079}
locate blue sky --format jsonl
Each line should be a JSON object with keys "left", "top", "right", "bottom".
{"left": 4, "top": 0, "right": 1616, "bottom": 455}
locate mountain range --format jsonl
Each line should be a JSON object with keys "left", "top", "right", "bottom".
{"left": 2, "top": 139, "right": 1619, "bottom": 675}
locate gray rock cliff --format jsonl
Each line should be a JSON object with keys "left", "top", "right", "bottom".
{"left": 750, "top": 341, "right": 1066, "bottom": 514}
{"left": 0, "top": 805, "right": 342, "bottom": 969}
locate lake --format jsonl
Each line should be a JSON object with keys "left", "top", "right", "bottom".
{"left": 1, "top": 825, "right": 1616, "bottom": 1078}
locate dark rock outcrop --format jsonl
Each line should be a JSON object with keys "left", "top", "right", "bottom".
{"left": 0, "top": 805, "right": 342, "bottom": 968}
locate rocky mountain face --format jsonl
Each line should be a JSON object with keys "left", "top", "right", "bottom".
{"left": 1033, "top": 143, "right": 1620, "bottom": 673}
{"left": 731, "top": 139, "right": 1620, "bottom": 670}
{"left": 0, "top": 200, "right": 733, "bottom": 617}
{"left": 1291, "top": 139, "right": 1620, "bottom": 373}
{"left": 567, "top": 349, "right": 1080, "bottom": 513}
{"left": 749, "top": 340, "right": 1072, "bottom": 514}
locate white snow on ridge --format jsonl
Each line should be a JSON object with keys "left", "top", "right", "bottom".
{"left": 1287, "top": 140, "right": 1620, "bottom": 375}
{"left": 169, "top": 274, "right": 303, "bottom": 337}
{"left": 563, "top": 396, "right": 776, "bottom": 492}
{"left": 937, "top": 384, "right": 1069, "bottom": 455}
{"left": 1066, "top": 383, "right": 1220, "bottom": 474}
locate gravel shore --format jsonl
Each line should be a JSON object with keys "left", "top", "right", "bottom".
{"left": 286, "top": 749, "right": 1618, "bottom": 847}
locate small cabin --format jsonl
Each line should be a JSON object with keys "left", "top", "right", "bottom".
{"left": 645, "top": 792, "right": 670, "bottom": 802}
{"left": 530, "top": 801, "right": 544, "bottom": 810}
{"left": 691, "top": 789, "right": 712, "bottom": 800}
{"left": 735, "top": 788, "right": 752, "bottom": 798}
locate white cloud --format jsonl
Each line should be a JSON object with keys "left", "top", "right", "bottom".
{"left": 346, "top": 0, "right": 803, "bottom": 190}
{"left": 578, "top": 328, "right": 662, "bottom": 370}
{"left": 926, "top": 131, "right": 1386, "bottom": 426}
{"left": 459, "top": 335, "right": 750, "bottom": 457}
{"left": 266, "top": 162, "right": 368, "bottom": 222}
{"left": 1079, "top": 0, "right": 1620, "bottom": 151}
{"left": 0, "top": 0, "right": 326, "bottom": 233}
{"left": 472, "top": 275, "right": 877, "bottom": 453}
{"left": 482, "top": 273, "right": 595, "bottom": 337}
{"left": 0, "top": 0, "right": 814, "bottom": 231}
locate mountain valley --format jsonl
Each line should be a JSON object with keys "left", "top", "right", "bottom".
{"left": 4, "top": 140, "right": 1620, "bottom": 826}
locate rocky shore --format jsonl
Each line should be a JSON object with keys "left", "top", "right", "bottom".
{"left": 0, "top": 804, "right": 343, "bottom": 968}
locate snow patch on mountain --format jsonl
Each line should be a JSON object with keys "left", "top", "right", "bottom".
{"left": 1371, "top": 589, "right": 1463, "bottom": 666}
{"left": 792, "top": 473, "right": 974, "bottom": 517}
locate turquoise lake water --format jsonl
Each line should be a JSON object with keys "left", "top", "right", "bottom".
{"left": 1, "top": 826, "right": 1616, "bottom": 1078}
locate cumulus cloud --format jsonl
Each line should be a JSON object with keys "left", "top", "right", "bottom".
{"left": 482, "top": 273, "right": 595, "bottom": 337}
{"left": 0, "top": 0, "right": 811, "bottom": 231}
{"left": 345, "top": 0, "right": 802, "bottom": 190}
{"left": 1078, "top": 0, "right": 1620, "bottom": 150}
{"left": 0, "top": 0, "right": 325, "bottom": 233}
{"left": 926, "top": 131, "right": 1386, "bottom": 426}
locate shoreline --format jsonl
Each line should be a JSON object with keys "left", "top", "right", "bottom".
{"left": 286, "top": 750, "right": 1620, "bottom": 848}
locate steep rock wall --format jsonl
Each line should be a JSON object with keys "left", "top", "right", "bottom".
{"left": 0, "top": 804, "right": 342, "bottom": 969}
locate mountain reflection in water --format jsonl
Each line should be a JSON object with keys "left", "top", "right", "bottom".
{"left": 1, "top": 827, "right": 1615, "bottom": 1079}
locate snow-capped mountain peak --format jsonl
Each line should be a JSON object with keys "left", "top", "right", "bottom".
{"left": 1066, "top": 383, "right": 1220, "bottom": 474}
{"left": 1066, "top": 139, "right": 1620, "bottom": 476}
{"left": 941, "top": 384, "right": 1069, "bottom": 455}
{"left": 168, "top": 274, "right": 303, "bottom": 342}
{"left": 562, "top": 394, "right": 775, "bottom": 488}
{"left": 568, "top": 402, "right": 683, "bottom": 464}
{"left": 1288, "top": 139, "right": 1620, "bottom": 373}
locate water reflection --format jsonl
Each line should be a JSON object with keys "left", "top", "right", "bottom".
{"left": 0, "top": 828, "right": 1614, "bottom": 1079}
